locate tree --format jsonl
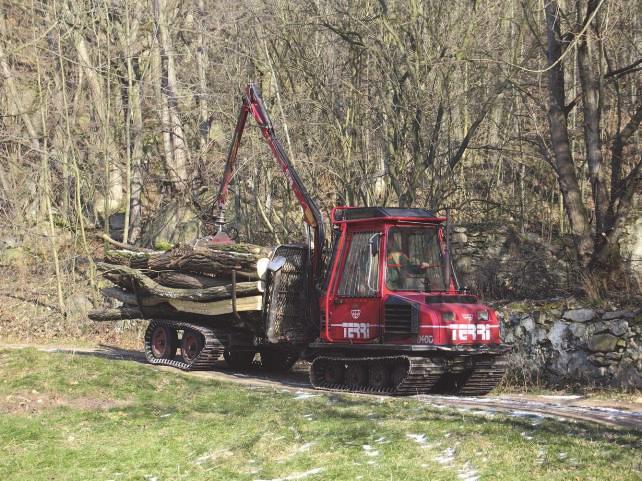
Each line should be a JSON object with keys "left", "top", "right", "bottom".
{"left": 543, "top": 0, "right": 641, "bottom": 285}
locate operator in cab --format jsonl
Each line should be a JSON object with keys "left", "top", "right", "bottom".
{"left": 386, "top": 236, "right": 431, "bottom": 290}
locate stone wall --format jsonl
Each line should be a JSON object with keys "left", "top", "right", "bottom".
{"left": 497, "top": 300, "right": 641, "bottom": 389}
{"left": 453, "top": 216, "right": 642, "bottom": 297}
{"left": 452, "top": 225, "right": 570, "bottom": 299}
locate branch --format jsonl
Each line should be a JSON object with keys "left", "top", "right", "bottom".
{"left": 605, "top": 58, "right": 642, "bottom": 79}
{"left": 101, "top": 233, "right": 155, "bottom": 253}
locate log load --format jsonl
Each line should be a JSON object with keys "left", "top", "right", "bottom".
{"left": 89, "top": 241, "right": 272, "bottom": 331}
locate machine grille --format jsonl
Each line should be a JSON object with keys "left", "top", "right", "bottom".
{"left": 384, "top": 303, "right": 414, "bottom": 336}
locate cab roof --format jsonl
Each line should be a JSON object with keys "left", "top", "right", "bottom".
{"left": 332, "top": 206, "right": 446, "bottom": 224}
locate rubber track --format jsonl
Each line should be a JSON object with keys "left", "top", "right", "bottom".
{"left": 310, "top": 356, "right": 444, "bottom": 396}
{"left": 456, "top": 355, "right": 508, "bottom": 396}
{"left": 144, "top": 320, "right": 227, "bottom": 371}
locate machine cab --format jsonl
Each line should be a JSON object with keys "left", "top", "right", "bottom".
{"left": 320, "top": 207, "right": 501, "bottom": 348}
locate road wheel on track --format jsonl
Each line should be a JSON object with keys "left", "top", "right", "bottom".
{"left": 345, "top": 363, "right": 368, "bottom": 387}
{"left": 368, "top": 364, "right": 392, "bottom": 389}
{"left": 223, "top": 350, "right": 256, "bottom": 370}
{"left": 391, "top": 363, "right": 408, "bottom": 387}
{"left": 323, "top": 362, "right": 345, "bottom": 385}
{"left": 260, "top": 350, "right": 298, "bottom": 373}
{"left": 149, "top": 324, "right": 178, "bottom": 360}
{"left": 181, "top": 329, "right": 204, "bottom": 363}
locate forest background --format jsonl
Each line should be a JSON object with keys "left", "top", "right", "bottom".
{"left": 0, "top": 0, "right": 640, "bottom": 317}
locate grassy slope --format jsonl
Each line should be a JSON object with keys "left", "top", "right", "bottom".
{"left": 0, "top": 349, "right": 640, "bottom": 481}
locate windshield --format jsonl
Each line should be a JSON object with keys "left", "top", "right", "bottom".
{"left": 386, "top": 227, "right": 447, "bottom": 292}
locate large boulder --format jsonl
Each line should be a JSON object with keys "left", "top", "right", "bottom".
{"left": 587, "top": 333, "right": 619, "bottom": 353}
{"left": 609, "top": 320, "right": 629, "bottom": 337}
{"left": 563, "top": 308, "right": 596, "bottom": 322}
{"left": 602, "top": 310, "right": 637, "bottom": 320}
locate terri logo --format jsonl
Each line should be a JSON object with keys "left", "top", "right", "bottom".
{"left": 343, "top": 323, "right": 370, "bottom": 339}
{"left": 449, "top": 324, "right": 490, "bottom": 341}
{"left": 351, "top": 308, "right": 361, "bottom": 319}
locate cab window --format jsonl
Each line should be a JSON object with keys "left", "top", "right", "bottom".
{"left": 337, "top": 232, "right": 380, "bottom": 297}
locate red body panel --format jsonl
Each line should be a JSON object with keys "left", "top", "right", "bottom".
{"left": 320, "top": 211, "right": 501, "bottom": 349}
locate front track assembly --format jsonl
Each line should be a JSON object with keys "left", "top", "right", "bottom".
{"left": 310, "top": 354, "right": 507, "bottom": 396}
{"left": 310, "top": 356, "right": 445, "bottom": 395}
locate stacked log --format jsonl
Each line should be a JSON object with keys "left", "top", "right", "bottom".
{"left": 89, "top": 241, "right": 271, "bottom": 331}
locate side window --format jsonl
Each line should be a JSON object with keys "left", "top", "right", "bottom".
{"left": 337, "top": 232, "right": 380, "bottom": 297}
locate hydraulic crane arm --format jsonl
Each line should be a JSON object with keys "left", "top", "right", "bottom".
{"left": 213, "top": 83, "right": 326, "bottom": 280}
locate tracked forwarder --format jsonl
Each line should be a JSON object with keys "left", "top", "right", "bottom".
{"left": 140, "top": 83, "right": 510, "bottom": 396}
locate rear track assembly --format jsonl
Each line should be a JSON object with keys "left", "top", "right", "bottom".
{"left": 144, "top": 320, "right": 228, "bottom": 371}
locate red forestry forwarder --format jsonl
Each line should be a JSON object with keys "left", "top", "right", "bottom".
{"left": 145, "top": 83, "right": 509, "bottom": 395}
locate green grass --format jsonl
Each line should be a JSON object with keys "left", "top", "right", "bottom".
{"left": 0, "top": 349, "right": 640, "bottom": 481}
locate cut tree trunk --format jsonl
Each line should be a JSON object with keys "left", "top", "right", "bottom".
{"left": 154, "top": 271, "right": 228, "bottom": 289}
{"left": 88, "top": 304, "right": 263, "bottom": 333}
{"left": 147, "top": 244, "right": 268, "bottom": 279}
{"left": 89, "top": 305, "right": 211, "bottom": 323}
{"left": 97, "top": 262, "right": 260, "bottom": 301}
{"left": 104, "top": 249, "right": 152, "bottom": 269}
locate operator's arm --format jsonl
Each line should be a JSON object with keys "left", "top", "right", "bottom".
{"left": 400, "top": 254, "right": 433, "bottom": 273}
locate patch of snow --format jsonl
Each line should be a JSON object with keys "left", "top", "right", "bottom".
{"left": 293, "top": 391, "right": 317, "bottom": 400}
{"left": 194, "top": 449, "right": 233, "bottom": 465}
{"left": 254, "top": 467, "right": 324, "bottom": 481}
{"left": 540, "top": 395, "right": 583, "bottom": 400}
{"left": 406, "top": 433, "right": 429, "bottom": 445}
{"left": 374, "top": 436, "right": 387, "bottom": 444}
{"left": 159, "top": 413, "right": 171, "bottom": 418}
{"left": 520, "top": 432, "right": 534, "bottom": 440}
{"left": 297, "top": 442, "right": 315, "bottom": 452}
{"left": 143, "top": 476, "right": 158, "bottom": 481}
{"left": 457, "top": 463, "right": 479, "bottom": 481}
{"left": 536, "top": 448, "right": 546, "bottom": 464}
{"left": 509, "top": 410, "right": 544, "bottom": 419}
{"left": 435, "top": 447, "right": 455, "bottom": 465}
{"left": 362, "top": 445, "right": 380, "bottom": 457}
{"left": 509, "top": 410, "right": 544, "bottom": 426}
{"left": 470, "top": 409, "right": 496, "bottom": 418}
{"left": 558, "top": 452, "right": 567, "bottom": 460}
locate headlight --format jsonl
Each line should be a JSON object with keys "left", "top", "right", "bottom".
{"left": 477, "top": 311, "right": 489, "bottom": 321}
{"left": 442, "top": 311, "right": 454, "bottom": 321}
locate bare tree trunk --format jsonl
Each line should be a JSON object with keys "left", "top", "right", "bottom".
{"left": 544, "top": 1, "right": 593, "bottom": 267}
{"left": 152, "top": 0, "right": 189, "bottom": 189}
{"left": 576, "top": 0, "right": 608, "bottom": 247}
{"left": 72, "top": 26, "right": 123, "bottom": 211}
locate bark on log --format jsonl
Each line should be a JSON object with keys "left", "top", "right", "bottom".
{"left": 154, "top": 271, "right": 228, "bottom": 289}
{"left": 96, "top": 262, "right": 260, "bottom": 301}
{"left": 89, "top": 305, "right": 210, "bottom": 322}
{"left": 88, "top": 304, "right": 263, "bottom": 333}
{"left": 100, "top": 287, "right": 165, "bottom": 307}
{"left": 147, "top": 244, "right": 266, "bottom": 278}
{"left": 104, "top": 249, "right": 152, "bottom": 269}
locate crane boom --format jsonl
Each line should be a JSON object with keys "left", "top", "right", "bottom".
{"left": 213, "top": 83, "right": 326, "bottom": 281}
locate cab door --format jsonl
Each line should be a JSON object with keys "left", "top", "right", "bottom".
{"left": 327, "top": 231, "right": 382, "bottom": 342}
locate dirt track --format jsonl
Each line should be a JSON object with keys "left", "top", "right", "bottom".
{"left": 3, "top": 343, "right": 642, "bottom": 431}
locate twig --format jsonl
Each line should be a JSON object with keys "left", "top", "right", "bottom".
{"left": 100, "top": 233, "right": 155, "bottom": 253}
